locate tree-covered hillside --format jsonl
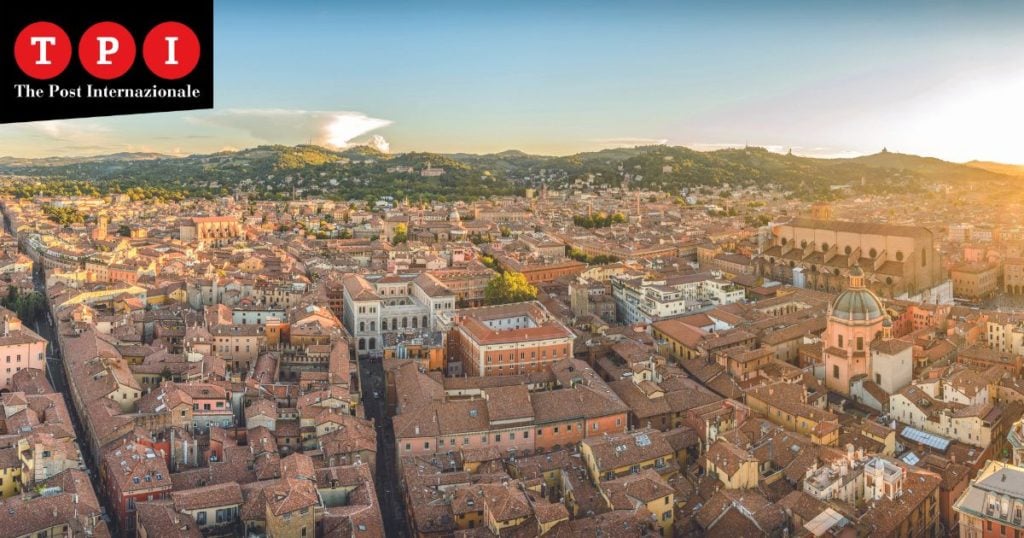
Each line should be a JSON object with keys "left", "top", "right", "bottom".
{"left": 0, "top": 144, "right": 1009, "bottom": 202}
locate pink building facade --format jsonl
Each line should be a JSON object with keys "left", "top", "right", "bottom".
{"left": 0, "top": 314, "right": 47, "bottom": 390}
{"left": 823, "top": 267, "right": 886, "bottom": 395}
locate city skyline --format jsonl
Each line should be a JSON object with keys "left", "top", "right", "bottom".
{"left": 3, "top": 0, "right": 1024, "bottom": 163}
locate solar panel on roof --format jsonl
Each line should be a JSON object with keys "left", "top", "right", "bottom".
{"left": 900, "top": 426, "right": 951, "bottom": 451}
{"left": 901, "top": 451, "right": 920, "bottom": 465}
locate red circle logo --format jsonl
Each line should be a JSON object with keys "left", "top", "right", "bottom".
{"left": 143, "top": 22, "right": 200, "bottom": 80}
{"left": 78, "top": 22, "right": 136, "bottom": 80}
{"left": 14, "top": 22, "right": 72, "bottom": 80}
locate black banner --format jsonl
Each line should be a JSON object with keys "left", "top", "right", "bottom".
{"left": 1, "top": 0, "right": 213, "bottom": 123}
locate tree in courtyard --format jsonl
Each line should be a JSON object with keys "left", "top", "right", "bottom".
{"left": 484, "top": 272, "right": 538, "bottom": 305}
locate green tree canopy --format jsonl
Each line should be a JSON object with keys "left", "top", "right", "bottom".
{"left": 392, "top": 223, "right": 408, "bottom": 244}
{"left": 484, "top": 272, "right": 537, "bottom": 305}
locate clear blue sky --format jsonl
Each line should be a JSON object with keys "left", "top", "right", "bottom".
{"left": 4, "top": 0, "right": 1024, "bottom": 162}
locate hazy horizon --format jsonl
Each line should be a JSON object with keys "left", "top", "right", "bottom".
{"left": 3, "top": 141, "right": 1022, "bottom": 167}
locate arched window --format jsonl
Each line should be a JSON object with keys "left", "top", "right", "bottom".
{"left": 800, "top": 240, "right": 808, "bottom": 248}
{"left": 896, "top": 251, "right": 904, "bottom": 262}
{"left": 402, "top": 317, "right": 408, "bottom": 328}
{"left": 822, "top": 243, "right": 829, "bottom": 252}
{"left": 844, "top": 246, "right": 852, "bottom": 255}
{"left": 781, "top": 238, "right": 788, "bottom": 245}
{"left": 358, "top": 338, "right": 366, "bottom": 350}
{"left": 869, "top": 248, "right": 877, "bottom": 258}
{"left": 369, "top": 321, "right": 375, "bottom": 331}
{"left": 921, "top": 248, "right": 927, "bottom": 267}
{"left": 359, "top": 321, "right": 365, "bottom": 332}
{"left": 886, "top": 277, "right": 893, "bottom": 285}
{"left": 423, "top": 315, "right": 429, "bottom": 327}
{"left": 833, "top": 268, "right": 840, "bottom": 276}
{"left": 369, "top": 337, "right": 376, "bottom": 350}
{"left": 412, "top": 317, "right": 418, "bottom": 328}
{"left": 381, "top": 319, "right": 388, "bottom": 331}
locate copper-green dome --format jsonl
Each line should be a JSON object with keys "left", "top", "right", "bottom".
{"left": 831, "top": 289, "right": 884, "bottom": 321}
{"left": 830, "top": 264, "right": 882, "bottom": 322}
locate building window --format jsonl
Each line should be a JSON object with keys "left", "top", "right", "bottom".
{"left": 833, "top": 365, "right": 840, "bottom": 379}
{"left": 856, "top": 337, "right": 863, "bottom": 351}
{"left": 838, "top": 335, "right": 843, "bottom": 348}
{"left": 196, "top": 512, "right": 207, "bottom": 525}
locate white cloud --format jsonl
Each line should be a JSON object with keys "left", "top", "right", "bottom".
{"left": 20, "top": 119, "right": 111, "bottom": 142}
{"left": 187, "top": 109, "right": 392, "bottom": 148}
{"left": 323, "top": 115, "right": 392, "bottom": 148}
{"left": 364, "top": 134, "right": 390, "bottom": 153}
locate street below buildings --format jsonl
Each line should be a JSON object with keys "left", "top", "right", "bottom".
{"left": 4, "top": 211, "right": 115, "bottom": 526}
{"left": 358, "top": 356, "right": 409, "bottom": 537}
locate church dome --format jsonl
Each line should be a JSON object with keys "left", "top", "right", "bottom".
{"left": 830, "top": 265, "right": 885, "bottom": 322}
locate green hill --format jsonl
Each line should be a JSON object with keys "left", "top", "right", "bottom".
{"left": 0, "top": 143, "right": 1012, "bottom": 202}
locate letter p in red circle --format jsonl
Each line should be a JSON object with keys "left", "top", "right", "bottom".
{"left": 79, "top": 22, "right": 136, "bottom": 80}
{"left": 143, "top": 22, "right": 200, "bottom": 80}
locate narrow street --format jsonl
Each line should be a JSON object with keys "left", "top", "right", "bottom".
{"left": 4, "top": 213, "right": 114, "bottom": 525}
{"left": 358, "top": 356, "right": 409, "bottom": 537}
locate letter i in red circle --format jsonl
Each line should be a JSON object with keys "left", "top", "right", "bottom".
{"left": 143, "top": 22, "right": 200, "bottom": 80}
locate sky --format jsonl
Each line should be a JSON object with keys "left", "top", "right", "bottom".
{"left": 3, "top": 0, "right": 1024, "bottom": 163}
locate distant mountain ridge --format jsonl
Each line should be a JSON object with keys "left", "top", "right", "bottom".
{"left": 965, "top": 160, "right": 1024, "bottom": 177}
{"left": 0, "top": 152, "right": 171, "bottom": 167}
{"left": 0, "top": 143, "right": 1012, "bottom": 201}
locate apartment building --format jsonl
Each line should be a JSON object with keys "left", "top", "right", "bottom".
{"left": 447, "top": 301, "right": 575, "bottom": 377}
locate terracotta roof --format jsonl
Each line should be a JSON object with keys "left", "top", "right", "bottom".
{"left": 171, "top": 482, "right": 243, "bottom": 511}
{"left": 582, "top": 428, "right": 673, "bottom": 473}
{"left": 136, "top": 501, "right": 202, "bottom": 537}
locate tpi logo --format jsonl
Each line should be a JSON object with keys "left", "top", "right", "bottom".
{"left": 2, "top": 1, "right": 212, "bottom": 124}
{"left": 14, "top": 20, "right": 200, "bottom": 81}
